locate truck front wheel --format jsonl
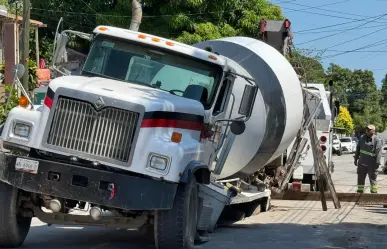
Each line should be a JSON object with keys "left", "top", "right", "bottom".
{"left": 154, "top": 177, "right": 198, "bottom": 249}
{"left": 0, "top": 182, "right": 31, "bottom": 248}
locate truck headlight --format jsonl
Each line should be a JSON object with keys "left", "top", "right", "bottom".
{"left": 147, "top": 153, "right": 170, "bottom": 173}
{"left": 13, "top": 123, "right": 31, "bottom": 138}
{"left": 150, "top": 155, "right": 168, "bottom": 170}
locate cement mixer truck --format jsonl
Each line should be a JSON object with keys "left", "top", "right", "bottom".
{"left": 0, "top": 25, "right": 316, "bottom": 249}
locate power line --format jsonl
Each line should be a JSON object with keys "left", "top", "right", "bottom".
{"left": 322, "top": 27, "right": 385, "bottom": 50}
{"left": 303, "top": 48, "right": 387, "bottom": 53}
{"left": 31, "top": 7, "right": 245, "bottom": 18}
{"left": 79, "top": 0, "right": 112, "bottom": 25}
{"left": 283, "top": 0, "right": 387, "bottom": 23}
{"left": 294, "top": 23, "right": 386, "bottom": 34}
{"left": 297, "top": 13, "right": 387, "bottom": 45}
{"left": 282, "top": 6, "right": 387, "bottom": 23}
{"left": 360, "top": 43, "right": 387, "bottom": 59}
{"left": 320, "top": 39, "right": 387, "bottom": 59}
{"left": 294, "top": 12, "right": 387, "bottom": 33}
{"left": 283, "top": 0, "right": 352, "bottom": 13}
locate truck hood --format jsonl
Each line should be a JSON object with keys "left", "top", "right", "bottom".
{"left": 47, "top": 75, "right": 205, "bottom": 115}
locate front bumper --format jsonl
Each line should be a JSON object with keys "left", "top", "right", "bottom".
{"left": 0, "top": 152, "right": 177, "bottom": 210}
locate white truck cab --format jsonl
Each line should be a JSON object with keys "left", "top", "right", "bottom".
{"left": 0, "top": 26, "right": 258, "bottom": 249}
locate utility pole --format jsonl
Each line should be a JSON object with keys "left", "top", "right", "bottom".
{"left": 21, "top": 0, "right": 30, "bottom": 90}
{"left": 129, "top": 0, "right": 142, "bottom": 31}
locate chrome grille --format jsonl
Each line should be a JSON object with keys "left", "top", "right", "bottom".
{"left": 47, "top": 97, "right": 139, "bottom": 162}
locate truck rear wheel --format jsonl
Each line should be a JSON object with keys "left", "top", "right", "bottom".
{"left": 154, "top": 177, "right": 198, "bottom": 249}
{"left": 0, "top": 182, "right": 31, "bottom": 248}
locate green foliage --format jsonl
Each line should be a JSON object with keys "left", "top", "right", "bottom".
{"left": 380, "top": 74, "right": 387, "bottom": 129}
{"left": 326, "top": 64, "right": 383, "bottom": 132}
{"left": 287, "top": 49, "right": 326, "bottom": 84}
{"left": 0, "top": 85, "right": 19, "bottom": 124}
{"left": 334, "top": 106, "right": 354, "bottom": 135}
{"left": 28, "top": 60, "right": 39, "bottom": 91}
{"left": 29, "top": 32, "right": 54, "bottom": 65}
{"left": 31, "top": 0, "right": 283, "bottom": 44}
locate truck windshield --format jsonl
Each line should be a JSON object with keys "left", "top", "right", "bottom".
{"left": 82, "top": 35, "right": 223, "bottom": 108}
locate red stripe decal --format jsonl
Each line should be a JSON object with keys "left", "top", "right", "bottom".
{"left": 44, "top": 96, "right": 53, "bottom": 109}
{"left": 141, "top": 119, "right": 203, "bottom": 131}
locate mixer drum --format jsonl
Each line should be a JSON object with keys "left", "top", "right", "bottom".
{"left": 194, "top": 37, "right": 303, "bottom": 179}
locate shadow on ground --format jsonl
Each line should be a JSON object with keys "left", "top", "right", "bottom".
{"left": 22, "top": 222, "right": 387, "bottom": 249}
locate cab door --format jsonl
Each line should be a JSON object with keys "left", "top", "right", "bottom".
{"left": 200, "top": 76, "right": 235, "bottom": 170}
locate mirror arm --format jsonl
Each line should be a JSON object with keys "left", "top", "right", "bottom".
{"left": 215, "top": 93, "right": 235, "bottom": 153}
{"left": 227, "top": 71, "right": 256, "bottom": 86}
{"left": 14, "top": 77, "right": 34, "bottom": 110}
{"left": 51, "top": 65, "right": 70, "bottom": 76}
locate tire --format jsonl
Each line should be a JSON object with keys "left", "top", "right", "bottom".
{"left": 0, "top": 182, "right": 31, "bottom": 248}
{"left": 154, "top": 177, "right": 198, "bottom": 249}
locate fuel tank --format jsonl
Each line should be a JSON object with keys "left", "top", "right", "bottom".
{"left": 194, "top": 37, "right": 304, "bottom": 179}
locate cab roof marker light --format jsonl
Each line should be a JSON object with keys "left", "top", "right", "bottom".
{"left": 99, "top": 27, "right": 108, "bottom": 31}
{"left": 166, "top": 41, "right": 174, "bottom": 46}
{"left": 208, "top": 55, "right": 217, "bottom": 60}
{"left": 152, "top": 37, "right": 160, "bottom": 42}
{"left": 138, "top": 34, "right": 147, "bottom": 39}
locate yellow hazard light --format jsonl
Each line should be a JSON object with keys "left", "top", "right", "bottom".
{"left": 208, "top": 55, "right": 217, "bottom": 60}
{"left": 166, "top": 41, "right": 174, "bottom": 46}
{"left": 19, "top": 96, "right": 29, "bottom": 108}
{"left": 138, "top": 34, "right": 147, "bottom": 39}
{"left": 171, "top": 132, "right": 182, "bottom": 143}
{"left": 98, "top": 27, "right": 108, "bottom": 31}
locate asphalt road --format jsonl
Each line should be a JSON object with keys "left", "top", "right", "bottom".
{"left": 9, "top": 154, "right": 387, "bottom": 249}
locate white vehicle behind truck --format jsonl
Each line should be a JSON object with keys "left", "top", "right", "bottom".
{"left": 291, "top": 83, "right": 340, "bottom": 191}
{"left": 332, "top": 133, "right": 342, "bottom": 156}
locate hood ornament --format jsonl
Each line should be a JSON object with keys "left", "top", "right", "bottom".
{"left": 94, "top": 96, "right": 105, "bottom": 110}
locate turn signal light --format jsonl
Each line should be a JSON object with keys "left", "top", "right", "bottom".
{"left": 171, "top": 132, "right": 182, "bottom": 143}
{"left": 320, "top": 136, "right": 327, "bottom": 143}
{"left": 321, "top": 145, "right": 327, "bottom": 152}
{"left": 19, "top": 96, "right": 29, "bottom": 108}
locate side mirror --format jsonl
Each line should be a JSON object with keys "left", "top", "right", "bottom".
{"left": 12, "top": 64, "right": 25, "bottom": 80}
{"left": 239, "top": 84, "right": 257, "bottom": 117}
{"left": 230, "top": 120, "right": 246, "bottom": 135}
{"left": 53, "top": 33, "right": 69, "bottom": 64}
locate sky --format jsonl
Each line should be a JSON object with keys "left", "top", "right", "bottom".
{"left": 272, "top": 0, "right": 387, "bottom": 88}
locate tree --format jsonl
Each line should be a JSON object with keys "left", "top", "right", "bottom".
{"left": 286, "top": 49, "right": 326, "bottom": 84}
{"left": 31, "top": 0, "right": 283, "bottom": 42}
{"left": 380, "top": 74, "right": 387, "bottom": 129}
{"left": 325, "top": 63, "right": 352, "bottom": 106}
{"left": 334, "top": 106, "right": 354, "bottom": 135}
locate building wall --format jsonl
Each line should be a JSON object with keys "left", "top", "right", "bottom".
{"left": 3, "top": 22, "right": 16, "bottom": 84}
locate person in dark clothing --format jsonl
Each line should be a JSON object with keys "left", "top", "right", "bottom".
{"left": 354, "top": 125, "right": 384, "bottom": 193}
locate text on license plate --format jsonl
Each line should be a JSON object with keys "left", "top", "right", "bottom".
{"left": 15, "top": 158, "right": 39, "bottom": 174}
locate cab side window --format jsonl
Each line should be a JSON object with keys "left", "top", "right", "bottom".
{"left": 213, "top": 79, "right": 231, "bottom": 115}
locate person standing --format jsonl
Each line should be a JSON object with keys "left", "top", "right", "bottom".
{"left": 354, "top": 125, "right": 383, "bottom": 193}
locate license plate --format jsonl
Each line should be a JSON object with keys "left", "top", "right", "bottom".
{"left": 15, "top": 158, "right": 39, "bottom": 174}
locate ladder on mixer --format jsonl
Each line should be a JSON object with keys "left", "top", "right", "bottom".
{"left": 275, "top": 88, "right": 341, "bottom": 210}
